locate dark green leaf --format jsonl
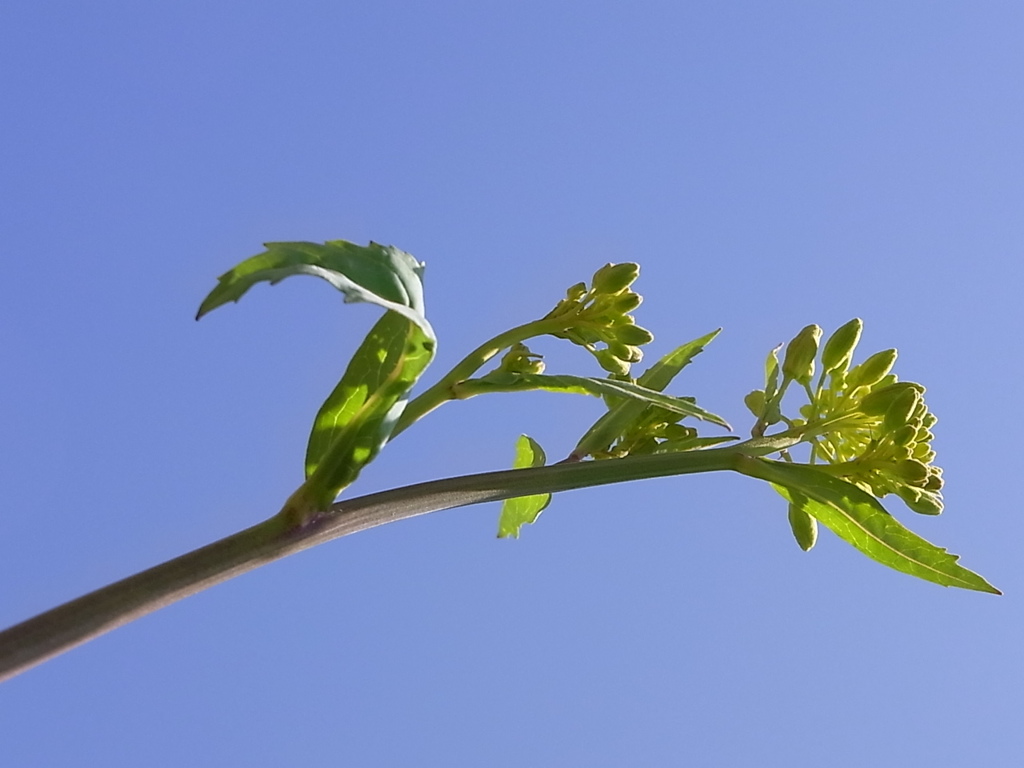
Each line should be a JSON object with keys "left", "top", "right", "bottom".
{"left": 458, "top": 370, "right": 729, "bottom": 429}
{"left": 196, "top": 240, "right": 433, "bottom": 336}
{"left": 736, "top": 458, "right": 1000, "bottom": 593}
{"left": 573, "top": 330, "right": 722, "bottom": 457}
{"left": 302, "top": 311, "right": 436, "bottom": 508}
{"left": 497, "top": 435, "right": 551, "bottom": 538}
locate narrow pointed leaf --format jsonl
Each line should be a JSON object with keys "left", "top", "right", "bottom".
{"left": 497, "top": 435, "right": 551, "bottom": 538}
{"left": 458, "top": 370, "right": 728, "bottom": 428}
{"left": 302, "top": 311, "right": 436, "bottom": 508}
{"left": 735, "top": 458, "right": 1000, "bottom": 593}
{"left": 196, "top": 239, "right": 433, "bottom": 337}
{"left": 573, "top": 329, "right": 722, "bottom": 457}
{"left": 652, "top": 435, "right": 740, "bottom": 453}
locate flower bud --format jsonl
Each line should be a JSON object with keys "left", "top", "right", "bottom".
{"left": 892, "top": 445, "right": 914, "bottom": 461}
{"left": 859, "top": 382, "right": 922, "bottom": 416}
{"left": 565, "top": 282, "right": 588, "bottom": 302}
{"left": 891, "top": 424, "right": 917, "bottom": 447}
{"left": 668, "top": 425, "right": 698, "bottom": 441}
{"left": 848, "top": 349, "right": 897, "bottom": 389}
{"left": 607, "top": 341, "right": 643, "bottom": 363}
{"left": 913, "top": 444, "right": 936, "bottom": 463}
{"left": 884, "top": 387, "right": 921, "bottom": 431}
{"left": 782, "top": 324, "right": 822, "bottom": 385}
{"left": 894, "top": 459, "right": 930, "bottom": 485}
{"left": 821, "top": 318, "right": 863, "bottom": 373}
{"left": 613, "top": 323, "right": 655, "bottom": 347}
{"left": 787, "top": 503, "right": 818, "bottom": 551}
{"left": 608, "top": 291, "right": 642, "bottom": 315}
{"left": 899, "top": 487, "right": 943, "bottom": 515}
{"left": 498, "top": 343, "right": 545, "bottom": 375}
{"left": 594, "top": 348, "right": 631, "bottom": 376}
{"left": 591, "top": 263, "right": 640, "bottom": 295}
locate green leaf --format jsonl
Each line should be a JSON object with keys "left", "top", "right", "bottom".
{"left": 302, "top": 310, "right": 436, "bottom": 508}
{"left": 457, "top": 370, "right": 729, "bottom": 429}
{"left": 652, "top": 435, "right": 740, "bottom": 453}
{"left": 197, "top": 239, "right": 438, "bottom": 513}
{"left": 196, "top": 239, "right": 433, "bottom": 337}
{"left": 497, "top": 435, "right": 552, "bottom": 538}
{"left": 573, "top": 330, "right": 722, "bottom": 457}
{"left": 735, "top": 458, "right": 1000, "bottom": 594}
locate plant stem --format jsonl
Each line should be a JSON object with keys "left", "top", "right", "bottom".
{"left": 0, "top": 436, "right": 794, "bottom": 684}
{"left": 392, "top": 317, "right": 566, "bottom": 435}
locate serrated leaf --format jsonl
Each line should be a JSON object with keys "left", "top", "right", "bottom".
{"left": 301, "top": 310, "right": 436, "bottom": 508}
{"left": 497, "top": 435, "right": 551, "bottom": 538}
{"left": 459, "top": 370, "right": 729, "bottom": 429}
{"left": 573, "top": 330, "right": 722, "bottom": 457}
{"left": 736, "top": 458, "right": 1000, "bottom": 593}
{"left": 196, "top": 239, "right": 433, "bottom": 337}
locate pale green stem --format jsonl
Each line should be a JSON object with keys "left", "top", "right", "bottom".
{"left": 0, "top": 435, "right": 796, "bottom": 685}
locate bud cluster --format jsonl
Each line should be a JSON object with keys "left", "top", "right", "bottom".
{"left": 543, "top": 263, "right": 654, "bottom": 377}
{"left": 749, "top": 319, "right": 944, "bottom": 515}
{"left": 496, "top": 342, "right": 546, "bottom": 376}
{"left": 811, "top": 377, "right": 943, "bottom": 515}
{"left": 593, "top": 405, "right": 699, "bottom": 459}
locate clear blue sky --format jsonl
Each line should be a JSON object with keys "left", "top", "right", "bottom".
{"left": 2, "top": 2, "right": 1022, "bottom": 765}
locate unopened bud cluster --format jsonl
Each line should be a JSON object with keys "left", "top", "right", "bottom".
{"left": 595, "top": 406, "right": 699, "bottom": 459}
{"left": 751, "top": 318, "right": 944, "bottom": 515}
{"left": 497, "top": 342, "right": 546, "bottom": 375}
{"left": 543, "top": 263, "right": 654, "bottom": 377}
{"left": 814, "top": 376, "right": 943, "bottom": 515}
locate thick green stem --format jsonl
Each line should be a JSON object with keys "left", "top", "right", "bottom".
{"left": 0, "top": 437, "right": 794, "bottom": 684}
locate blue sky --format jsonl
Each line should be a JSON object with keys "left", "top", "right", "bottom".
{"left": 2, "top": 2, "right": 1022, "bottom": 765}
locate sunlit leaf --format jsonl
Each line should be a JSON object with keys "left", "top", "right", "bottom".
{"left": 197, "top": 239, "right": 437, "bottom": 511}
{"left": 497, "top": 435, "right": 551, "bottom": 538}
{"left": 573, "top": 329, "right": 722, "bottom": 457}
{"left": 736, "top": 458, "right": 1000, "bottom": 593}
{"left": 196, "top": 239, "right": 433, "bottom": 337}
{"left": 300, "top": 311, "right": 436, "bottom": 508}
{"left": 458, "top": 370, "right": 728, "bottom": 428}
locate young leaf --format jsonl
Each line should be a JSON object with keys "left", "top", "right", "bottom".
{"left": 497, "top": 435, "right": 552, "bottom": 538}
{"left": 196, "top": 239, "right": 433, "bottom": 337}
{"left": 573, "top": 330, "right": 721, "bottom": 457}
{"left": 735, "top": 458, "right": 1000, "bottom": 594}
{"left": 456, "top": 370, "right": 729, "bottom": 429}
{"left": 300, "top": 310, "right": 436, "bottom": 509}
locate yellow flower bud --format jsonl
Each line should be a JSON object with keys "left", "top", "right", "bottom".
{"left": 859, "top": 382, "right": 922, "bottom": 416}
{"left": 594, "top": 348, "right": 631, "bottom": 376}
{"left": 781, "top": 324, "right": 822, "bottom": 385}
{"left": 848, "top": 349, "right": 897, "bottom": 389}
{"left": 821, "top": 318, "right": 863, "bottom": 373}
{"left": 591, "top": 263, "right": 640, "bottom": 295}
{"left": 613, "top": 323, "right": 655, "bottom": 347}
{"left": 884, "top": 387, "right": 921, "bottom": 431}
